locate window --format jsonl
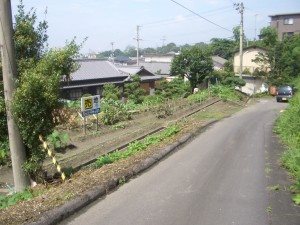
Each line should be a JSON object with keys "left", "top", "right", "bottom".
{"left": 282, "top": 32, "right": 294, "bottom": 39}
{"left": 69, "top": 89, "right": 82, "bottom": 100}
{"left": 284, "top": 18, "right": 294, "bottom": 25}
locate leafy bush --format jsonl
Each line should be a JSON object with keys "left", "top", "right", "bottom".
{"left": 156, "top": 78, "right": 191, "bottom": 99}
{"left": 102, "top": 83, "right": 121, "bottom": 101}
{"left": 221, "top": 76, "right": 246, "bottom": 88}
{"left": 0, "top": 189, "right": 36, "bottom": 209}
{"left": 124, "top": 75, "right": 146, "bottom": 104}
{"left": 100, "top": 99, "right": 131, "bottom": 125}
{"left": 95, "top": 125, "right": 180, "bottom": 168}
{"left": 12, "top": 42, "right": 80, "bottom": 180}
{"left": 0, "top": 141, "right": 9, "bottom": 166}
{"left": 47, "top": 130, "right": 69, "bottom": 150}
{"left": 187, "top": 90, "right": 210, "bottom": 103}
{"left": 209, "top": 85, "right": 241, "bottom": 101}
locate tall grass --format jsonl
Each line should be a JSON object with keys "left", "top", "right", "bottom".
{"left": 275, "top": 77, "right": 300, "bottom": 204}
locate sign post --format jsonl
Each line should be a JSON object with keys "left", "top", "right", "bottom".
{"left": 81, "top": 95, "right": 101, "bottom": 134}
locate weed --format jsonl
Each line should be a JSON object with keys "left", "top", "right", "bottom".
{"left": 267, "top": 184, "right": 280, "bottom": 191}
{"left": 95, "top": 125, "right": 180, "bottom": 168}
{"left": 265, "top": 167, "right": 272, "bottom": 174}
{"left": 266, "top": 206, "right": 272, "bottom": 213}
{"left": 118, "top": 176, "right": 126, "bottom": 185}
{"left": 0, "top": 189, "right": 37, "bottom": 209}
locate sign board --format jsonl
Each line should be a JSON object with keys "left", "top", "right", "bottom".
{"left": 81, "top": 95, "right": 100, "bottom": 117}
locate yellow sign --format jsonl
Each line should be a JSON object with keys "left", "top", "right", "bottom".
{"left": 84, "top": 98, "right": 93, "bottom": 109}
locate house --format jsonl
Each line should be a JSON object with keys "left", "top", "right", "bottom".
{"left": 117, "top": 66, "right": 162, "bottom": 95}
{"left": 144, "top": 53, "right": 176, "bottom": 63}
{"left": 233, "top": 46, "right": 268, "bottom": 74}
{"left": 236, "top": 74, "right": 268, "bottom": 95}
{"left": 212, "top": 55, "right": 227, "bottom": 70}
{"left": 60, "top": 59, "right": 161, "bottom": 100}
{"left": 139, "top": 62, "right": 171, "bottom": 76}
{"left": 269, "top": 12, "right": 300, "bottom": 40}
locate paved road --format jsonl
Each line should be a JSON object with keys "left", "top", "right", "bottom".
{"left": 61, "top": 99, "right": 287, "bottom": 225}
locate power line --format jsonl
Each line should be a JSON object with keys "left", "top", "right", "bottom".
{"left": 141, "top": 5, "right": 233, "bottom": 27}
{"left": 170, "top": 0, "right": 232, "bottom": 32}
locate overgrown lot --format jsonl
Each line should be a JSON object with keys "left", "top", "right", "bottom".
{"left": 0, "top": 94, "right": 244, "bottom": 225}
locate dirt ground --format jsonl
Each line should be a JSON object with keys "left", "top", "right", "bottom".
{"left": 0, "top": 98, "right": 244, "bottom": 225}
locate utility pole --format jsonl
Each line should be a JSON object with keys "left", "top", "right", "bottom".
{"left": 234, "top": 2, "right": 244, "bottom": 79}
{"left": 110, "top": 42, "right": 115, "bottom": 63}
{"left": 0, "top": 0, "right": 30, "bottom": 191}
{"left": 254, "top": 14, "right": 258, "bottom": 41}
{"left": 133, "top": 25, "right": 142, "bottom": 66}
{"left": 161, "top": 36, "right": 166, "bottom": 47}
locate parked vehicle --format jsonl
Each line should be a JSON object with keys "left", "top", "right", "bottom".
{"left": 276, "top": 85, "right": 293, "bottom": 102}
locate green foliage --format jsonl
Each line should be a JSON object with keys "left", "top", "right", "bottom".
{"left": 187, "top": 90, "right": 210, "bottom": 103}
{"left": 95, "top": 125, "right": 180, "bottom": 168}
{"left": 209, "top": 85, "right": 240, "bottom": 101}
{"left": 0, "top": 141, "right": 9, "bottom": 166}
{"left": 13, "top": 0, "right": 48, "bottom": 74}
{"left": 100, "top": 99, "right": 131, "bottom": 125}
{"left": 124, "top": 75, "right": 146, "bottom": 104}
{"left": 12, "top": 42, "right": 80, "bottom": 179}
{"left": 259, "top": 27, "right": 278, "bottom": 48}
{"left": 221, "top": 77, "right": 246, "bottom": 88}
{"left": 171, "top": 46, "right": 213, "bottom": 90}
{"left": 0, "top": 189, "right": 36, "bottom": 209}
{"left": 156, "top": 78, "right": 191, "bottom": 99}
{"left": 102, "top": 83, "right": 121, "bottom": 101}
{"left": 210, "top": 38, "right": 236, "bottom": 59}
{"left": 275, "top": 78, "right": 300, "bottom": 201}
{"left": 47, "top": 130, "right": 69, "bottom": 150}
{"left": 254, "top": 27, "right": 300, "bottom": 86}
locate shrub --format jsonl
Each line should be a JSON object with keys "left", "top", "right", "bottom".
{"left": 124, "top": 75, "right": 146, "bottom": 104}
{"left": 100, "top": 99, "right": 131, "bottom": 125}
{"left": 0, "top": 141, "right": 9, "bottom": 166}
{"left": 156, "top": 78, "right": 191, "bottom": 99}
{"left": 102, "top": 83, "right": 121, "bottom": 101}
{"left": 47, "top": 130, "right": 69, "bottom": 150}
{"left": 221, "top": 76, "right": 246, "bottom": 88}
{"left": 209, "top": 85, "right": 241, "bottom": 101}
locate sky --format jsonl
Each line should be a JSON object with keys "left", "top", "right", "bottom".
{"left": 10, "top": 0, "right": 300, "bottom": 53}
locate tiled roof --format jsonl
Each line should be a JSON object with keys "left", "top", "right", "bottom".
{"left": 212, "top": 56, "right": 227, "bottom": 66}
{"left": 139, "top": 62, "right": 171, "bottom": 75}
{"left": 70, "top": 60, "right": 126, "bottom": 81}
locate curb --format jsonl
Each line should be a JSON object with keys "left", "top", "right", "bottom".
{"left": 24, "top": 119, "right": 217, "bottom": 225}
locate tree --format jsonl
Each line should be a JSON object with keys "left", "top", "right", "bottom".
{"left": 171, "top": 46, "right": 213, "bottom": 90}
{"left": 124, "top": 75, "right": 146, "bottom": 104}
{"left": 210, "top": 38, "right": 236, "bottom": 59}
{"left": 124, "top": 45, "right": 136, "bottom": 57}
{"left": 259, "top": 27, "right": 278, "bottom": 48}
{"left": 102, "top": 83, "right": 121, "bottom": 100}
{"left": 0, "top": 1, "right": 81, "bottom": 180}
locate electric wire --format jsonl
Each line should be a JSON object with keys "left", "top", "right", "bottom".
{"left": 170, "top": 0, "right": 232, "bottom": 32}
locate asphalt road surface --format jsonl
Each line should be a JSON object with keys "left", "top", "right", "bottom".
{"left": 61, "top": 99, "right": 287, "bottom": 225}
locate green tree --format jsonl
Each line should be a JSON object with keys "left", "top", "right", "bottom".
{"left": 102, "top": 83, "right": 121, "bottom": 100}
{"left": 210, "top": 38, "right": 236, "bottom": 59}
{"left": 254, "top": 27, "right": 300, "bottom": 86}
{"left": 13, "top": 42, "right": 80, "bottom": 180}
{"left": 171, "top": 46, "right": 213, "bottom": 90}
{"left": 124, "top": 75, "right": 146, "bottom": 104}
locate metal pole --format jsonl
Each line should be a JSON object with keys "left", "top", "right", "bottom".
{"left": 136, "top": 25, "right": 140, "bottom": 66}
{"left": 0, "top": 0, "right": 30, "bottom": 191}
